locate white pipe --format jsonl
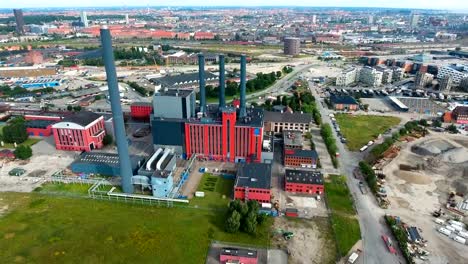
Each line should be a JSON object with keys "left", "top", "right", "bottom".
{"left": 107, "top": 188, "right": 189, "bottom": 203}
{"left": 146, "top": 148, "right": 163, "bottom": 171}
{"left": 156, "top": 148, "right": 171, "bottom": 170}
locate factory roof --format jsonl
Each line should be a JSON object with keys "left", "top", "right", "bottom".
{"left": 283, "top": 130, "right": 303, "bottom": 147}
{"left": 155, "top": 88, "right": 194, "bottom": 98}
{"left": 264, "top": 111, "right": 312, "bottom": 124}
{"left": 221, "top": 248, "right": 257, "bottom": 258}
{"left": 285, "top": 169, "right": 324, "bottom": 185}
{"left": 150, "top": 71, "right": 218, "bottom": 87}
{"left": 61, "top": 111, "right": 102, "bottom": 127}
{"left": 25, "top": 120, "right": 55, "bottom": 129}
{"left": 453, "top": 105, "right": 468, "bottom": 116}
{"left": 72, "top": 152, "right": 143, "bottom": 169}
{"left": 131, "top": 102, "right": 153, "bottom": 107}
{"left": 330, "top": 95, "right": 359, "bottom": 105}
{"left": 235, "top": 163, "right": 272, "bottom": 189}
{"left": 284, "top": 149, "right": 318, "bottom": 159}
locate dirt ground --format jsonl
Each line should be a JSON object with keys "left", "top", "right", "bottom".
{"left": 272, "top": 217, "right": 336, "bottom": 264}
{"left": 383, "top": 133, "right": 468, "bottom": 264}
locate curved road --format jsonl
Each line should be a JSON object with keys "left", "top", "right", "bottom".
{"left": 309, "top": 82, "right": 405, "bottom": 264}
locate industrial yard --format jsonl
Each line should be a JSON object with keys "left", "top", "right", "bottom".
{"left": 382, "top": 134, "right": 468, "bottom": 263}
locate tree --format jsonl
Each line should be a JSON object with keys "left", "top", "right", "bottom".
{"left": 14, "top": 145, "right": 32, "bottom": 160}
{"left": 447, "top": 124, "right": 458, "bottom": 134}
{"left": 432, "top": 119, "right": 442, "bottom": 128}
{"left": 73, "top": 105, "right": 82, "bottom": 112}
{"left": 419, "top": 119, "right": 428, "bottom": 127}
{"left": 103, "top": 134, "right": 113, "bottom": 146}
{"left": 276, "top": 71, "right": 282, "bottom": 78}
{"left": 2, "top": 122, "right": 28, "bottom": 144}
{"left": 225, "top": 210, "right": 241, "bottom": 233}
{"left": 95, "top": 95, "right": 102, "bottom": 100}
{"left": 244, "top": 211, "right": 258, "bottom": 234}
{"left": 67, "top": 105, "right": 73, "bottom": 111}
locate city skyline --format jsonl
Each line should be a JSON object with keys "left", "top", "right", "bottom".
{"left": 2, "top": 0, "right": 468, "bottom": 11}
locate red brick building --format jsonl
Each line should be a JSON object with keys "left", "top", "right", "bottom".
{"left": 452, "top": 106, "right": 468, "bottom": 124}
{"left": 285, "top": 169, "right": 324, "bottom": 195}
{"left": 329, "top": 95, "right": 359, "bottom": 111}
{"left": 52, "top": 112, "right": 105, "bottom": 151}
{"left": 220, "top": 248, "right": 258, "bottom": 264}
{"left": 284, "top": 149, "right": 318, "bottom": 168}
{"left": 130, "top": 102, "right": 153, "bottom": 120}
{"left": 26, "top": 120, "right": 55, "bottom": 137}
{"left": 194, "top": 32, "right": 215, "bottom": 40}
{"left": 234, "top": 163, "right": 272, "bottom": 203}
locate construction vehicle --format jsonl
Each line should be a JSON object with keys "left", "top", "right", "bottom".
{"left": 432, "top": 208, "right": 442, "bottom": 217}
{"left": 283, "top": 232, "right": 294, "bottom": 240}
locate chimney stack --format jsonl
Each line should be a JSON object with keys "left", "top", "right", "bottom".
{"left": 100, "top": 27, "right": 133, "bottom": 194}
{"left": 239, "top": 54, "right": 247, "bottom": 118}
{"left": 218, "top": 54, "right": 225, "bottom": 109}
{"left": 198, "top": 53, "right": 206, "bottom": 115}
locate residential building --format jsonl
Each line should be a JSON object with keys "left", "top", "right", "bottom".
{"left": 460, "top": 77, "right": 468, "bottom": 92}
{"left": 194, "top": 32, "right": 215, "bottom": 40}
{"left": 439, "top": 75, "right": 453, "bottom": 91}
{"left": 130, "top": 102, "right": 153, "bottom": 120}
{"left": 284, "top": 148, "right": 318, "bottom": 168}
{"left": 437, "top": 64, "right": 468, "bottom": 84}
{"left": 376, "top": 66, "right": 393, "bottom": 84}
{"left": 336, "top": 67, "right": 358, "bottom": 86}
{"left": 359, "top": 66, "right": 383, "bottom": 87}
{"left": 414, "top": 72, "right": 434, "bottom": 89}
{"left": 13, "top": 9, "right": 25, "bottom": 35}
{"left": 284, "top": 37, "right": 301, "bottom": 55}
{"left": 263, "top": 111, "right": 313, "bottom": 134}
{"left": 452, "top": 106, "right": 468, "bottom": 124}
{"left": 410, "top": 13, "right": 420, "bottom": 28}
{"left": 329, "top": 95, "right": 359, "bottom": 111}
{"left": 234, "top": 163, "right": 272, "bottom": 203}
{"left": 283, "top": 130, "right": 303, "bottom": 149}
{"left": 391, "top": 66, "right": 405, "bottom": 82}
{"left": 220, "top": 248, "right": 258, "bottom": 264}
{"left": 52, "top": 111, "right": 105, "bottom": 151}
{"left": 285, "top": 169, "right": 324, "bottom": 195}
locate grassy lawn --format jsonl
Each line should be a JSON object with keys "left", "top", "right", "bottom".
{"left": 0, "top": 192, "right": 272, "bottom": 264}
{"left": 325, "top": 175, "right": 361, "bottom": 257}
{"left": 34, "top": 183, "right": 93, "bottom": 196}
{"left": 335, "top": 114, "right": 401, "bottom": 151}
{"left": 190, "top": 173, "right": 234, "bottom": 209}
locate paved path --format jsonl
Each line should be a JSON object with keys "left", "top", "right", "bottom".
{"left": 309, "top": 81, "right": 405, "bottom": 264}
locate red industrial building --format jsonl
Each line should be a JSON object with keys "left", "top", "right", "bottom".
{"left": 285, "top": 169, "right": 324, "bottom": 195}
{"left": 185, "top": 108, "right": 263, "bottom": 163}
{"left": 234, "top": 163, "right": 272, "bottom": 203}
{"left": 130, "top": 102, "right": 153, "bottom": 121}
{"left": 452, "top": 106, "right": 468, "bottom": 124}
{"left": 284, "top": 148, "right": 318, "bottom": 168}
{"left": 220, "top": 248, "right": 258, "bottom": 264}
{"left": 26, "top": 120, "right": 55, "bottom": 137}
{"left": 51, "top": 112, "right": 106, "bottom": 151}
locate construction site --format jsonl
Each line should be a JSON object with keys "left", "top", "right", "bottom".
{"left": 379, "top": 133, "right": 468, "bottom": 263}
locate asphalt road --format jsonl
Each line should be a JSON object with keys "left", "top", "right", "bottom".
{"left": 309, "top": 82, "right": 405, "bottom": 264}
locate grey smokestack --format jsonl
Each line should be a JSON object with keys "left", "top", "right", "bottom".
{"left": 100, "top": 27, "right": 133, "bottom": 194}
{"left": 198, "top": 53, "right": 206, "bottom": 115}
{"left": 239, "top": 54, "right": 247, "bottom": 118}
{"left": 219, "top": 54, "right": 225, "bottom": 108}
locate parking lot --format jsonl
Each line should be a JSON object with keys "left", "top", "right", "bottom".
{"left": 397, "top": 97, "right": 446, "bottom": 116}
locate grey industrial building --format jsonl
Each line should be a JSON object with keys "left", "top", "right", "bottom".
{"left": 263, "top": 111, "right": 313, "bottom": 134}
{"left": 284, "top": 37, "right": 301, "bottom": 55}
{"left": 152, "top": 89, "right": 196, "bottom": 119}
{"left": 70, "top": 152, "right": 145, "bottom": 176}
{"left": 150, "top": 71, "right": 218, "bottom": 89}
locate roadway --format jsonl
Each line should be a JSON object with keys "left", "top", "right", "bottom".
{"left": 309, "top": 81, "right": 405, "bottom": 264}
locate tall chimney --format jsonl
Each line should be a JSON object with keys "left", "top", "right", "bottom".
{"left": 239, "top": 54, "right": 247, "bottom": 118}
{"left": 100, "top": 27, "right": 133, "bottom": 194}
{"left": 218, "top": 54, "right": 225, "bottom": 109}
{"left": 198, "top": 53, "right": 206, "bottom": 115}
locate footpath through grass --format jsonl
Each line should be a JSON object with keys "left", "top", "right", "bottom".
{"left": 325, "top": 175, "right": 361, "bottom": 257}
{"left": 335, "top": 114, "right": 400, "bottom": 151}
{"left": 0, "top": 192, "right": 271, "bottom": 264}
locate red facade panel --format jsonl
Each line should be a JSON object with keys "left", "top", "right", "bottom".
{"left": 130, "top": 104, "right": 153, "bottom": 120}
{"left": 53, "top": 118, "right": 105, "bottom": 152}
{"left": 285, "top": 182, "right": 324, "bottom": 195}
{"left": 234, "top": 187, "right": 271, "bottom": 203}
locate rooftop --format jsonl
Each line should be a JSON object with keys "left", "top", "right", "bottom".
{"left": 131, "top": 102, "right": 152, "bottom": 107}
{"left": 235, "top": 163, "right": 272, "bottom": 189}
{"left": 284, "top": 148, "right": 318, "bottom": 159}
{"left": 264, "top": 111, "right": 312, "bottom": 124}
{"left": 72, "top": 152, "right": 143, "bottom": 169}
{"left": 25, "top": 120, "right": 55, "bottom": 129}
{"left": 220, "top": 248, "right": 257, "bottom": 258}
{"left": 150, "top": 71, "right": 218, "bottom": 88}
{"left": 60, "top": 111, "right": 102, "bottom": 127}
{"left": 453, "top": 105, "right": 468, "bottom": 116}
{"left": 285, "top": 169, "right": 324, "bottom": 185}
{"left": 155, "top": 88, "right": 193, "bottom": 98}
{"left": 330, "top": 95, "right": 359, "bottom": 105}
{"left": 283, "top": 130, "right": 303, "bottom": 147}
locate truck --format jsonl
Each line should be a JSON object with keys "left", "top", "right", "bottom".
{"left": 360, "top": 145, "right": 368, "bottom": 152}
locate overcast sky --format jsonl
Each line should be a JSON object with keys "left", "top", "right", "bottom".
{"left": 2, "top": 0, "right": 468, "bottom": 10}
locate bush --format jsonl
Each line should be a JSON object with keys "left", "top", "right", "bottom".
{"left": 359, "top": 161, "right": 377, "bottom": 192}
{"left": 14, "top": 145, "right": 33, "bottom": 160}
{"left": 321, "top": 124, "right": 339, "bottom": 168}
{"left": 103, "top": 134, "right": 113, "bottom": 146}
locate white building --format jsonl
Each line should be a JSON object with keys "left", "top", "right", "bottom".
{"left": 336, "top": 67, "right": 359, "bottom": 86}
{"left": 359, "top": 67, "right": 383, "bottom": 87}
{"left": 437, "top": 64, "right": 468, "bottom": 84}
{"left": 80, "top": 11, "right": 89, "bottom": 28}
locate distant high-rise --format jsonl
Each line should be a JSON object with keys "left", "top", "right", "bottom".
{"left": 368, "top": 15, "right": 374, "bottom": 25}
{"left": 80, "top": 11, "right": 89, "bottom": 27}
{"left": 125, "top": 14, "right": 130, "bottom": 24}
{"left": 13, "top": 9, "right": 25, "bottom": 35}
{"left": 410, "top": 13, "right": 420, "bottom": 28}
{"left": 284, "top": 37, "right": 300, "bottom": 56}
{"left": 439, "top": 75, "right": 453, "bottom": 91}
{"left": 312, "top": 15, "right": 317, "bottom": 24}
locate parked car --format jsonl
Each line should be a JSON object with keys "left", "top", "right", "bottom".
{"left": 381, "top": 235, "right": 397, "bottom": 254}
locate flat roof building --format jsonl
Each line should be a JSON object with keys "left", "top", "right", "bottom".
{"left": 264, "top": 111, "right": 313, "bottom": 134}
{"left": 71, "top": 152, "right": 144, "bottom": 176}
{"left": 285, "top": 169, "right": 324, "bottom": 195}
{"left": 329, "top": 95, "right": 359, "bottom": 111}
{"left": 283, "top": 130, "right": 303, "bottom": 149}
{"left": 234, "top": 163, "right": 272, "bottom": 204}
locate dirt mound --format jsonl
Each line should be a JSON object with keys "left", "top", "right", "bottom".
{"left": 411, "top": 139, "right": 454, "bottom": 156}
{"left": 395, "top": 171, "right": 432, "bottom": 185}
{"left": 440, "top": 147, "right": 468, "bottom": 163}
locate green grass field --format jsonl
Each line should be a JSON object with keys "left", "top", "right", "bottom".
{"left": 0, "top": 192, "right": 272, "bottom": 264}
{"left": 34, "top": 183, "right": 93, "bottom": 196}
{"left": 335, "top": 114, "right": 401, "bottom": 151}
{"left": 325, "top": 175, "right": 361, "bottom": 257}
{"left": 190, "top": 173, "right": 234, "bottom": 209}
